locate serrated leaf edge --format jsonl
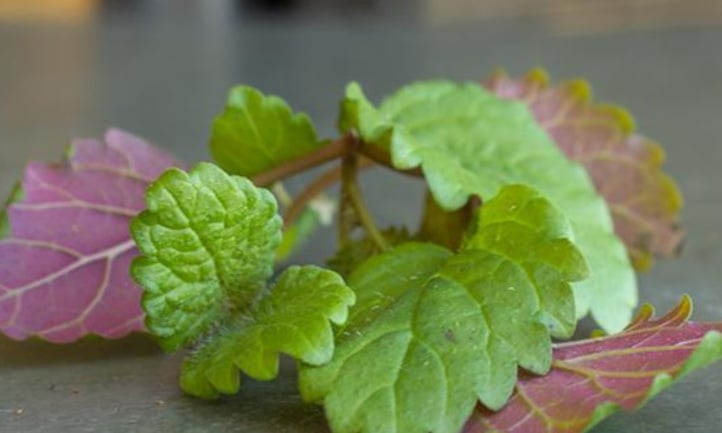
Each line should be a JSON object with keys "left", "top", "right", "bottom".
{"left": 581, "top": 330, "right": 722, "bottom": 433}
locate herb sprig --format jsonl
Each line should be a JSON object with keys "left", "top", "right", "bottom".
{"left": 0, "top": 69, "right": 716, "bottom": 433}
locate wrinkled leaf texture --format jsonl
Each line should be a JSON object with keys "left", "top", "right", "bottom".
{"left": 131, "top": 163, "right": 283, "bottom": 351}
{"left": 131, "top": 163, "right": 355, "bottom": 397}
{"left": 181, "top": 265, "right": 355, "bottom": 399}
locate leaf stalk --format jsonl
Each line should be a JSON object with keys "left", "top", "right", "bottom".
{"left": 339, "top": 144, "right": 389, "bottom": 252}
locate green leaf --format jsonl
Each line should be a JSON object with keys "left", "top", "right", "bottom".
{"left": 485, "top": 69, "right": 684, "bottom": 271}
{"left": 131, "top": 162, "right": 282, "bottom": 351}
{"left": 181, "top": 265, "right": 355, "bottom": 399}
{"left": 340, "top": 81, "right": 636, "bottom": 333}
{"left": 462, "top": 184, "right": 588, "bottom": 336}
{"left": 132, "top": 163, "right": 355, "bottom": 397}
{"left": 299, "top": 185, "right": 588, "bottom": 433}
{"left": 209, "top": 86, "right": 323, "bottom": 177}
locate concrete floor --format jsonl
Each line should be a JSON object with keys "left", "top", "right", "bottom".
{"left": 1, "top": 2, "right": 722, "bottom": 432}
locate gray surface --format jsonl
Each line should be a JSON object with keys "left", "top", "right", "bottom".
{"left": 1, "top": 3, "right": 722, "bottom": 432}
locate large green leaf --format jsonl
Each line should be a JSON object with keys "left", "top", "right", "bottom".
{"left": 340, "top": 81, "right": 636, "bottom": 333}
{"left": 485, "top": 69, "right": 683, "bottom": 271}
{"left": 209, "top": 86, "right": 323, "bottom": 177}
{"left": 131, "top": 162, "right": 282, "bottom": 351}
{"left": 300, "top": 185, "right": 588, "bottom": 433}
{"left": 181, "top": 265, "right": 355, "bottom": 399}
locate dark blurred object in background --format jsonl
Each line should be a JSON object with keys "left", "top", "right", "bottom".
{"left": 2, "top": 0, "right": 722, "bottom": 34}
{"left": 424, "top": 0, "right": 722, "bottom": 34}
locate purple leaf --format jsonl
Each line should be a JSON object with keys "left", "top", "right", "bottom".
{"left": 464, "top": 297, "right": 722, "bottom": 433}
{"left": 485, "top": 69, "right": 684, "bottom": 271}
{"left": 0, "top": 128, "right": 181, "bottom": 342}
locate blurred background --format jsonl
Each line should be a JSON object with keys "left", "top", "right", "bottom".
{"left": 2, "top": 0, "right": 722, "bottom": 264}
{"left": 1, "top": 1, "right": 722, "bottom": 432}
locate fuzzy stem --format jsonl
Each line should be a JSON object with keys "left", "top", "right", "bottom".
{"left": 340, "top": 150, "right": 389, "bottom": 251}
{"left": 250, "top": 133, "right": 421, "bottom": 187}
{"left": 283, "top": 166, "right": 340, "bottom": 228}
{"left": 251, "top": 135, "right": 353, "bottom": 187}
{"left": 283, "top": 158, "right": 376, "bottom": 229}
{"left": 356, "top": 141, "right": 423, "bottom": 178}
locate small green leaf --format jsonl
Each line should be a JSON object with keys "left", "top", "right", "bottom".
{"left": 131, "top": 162, "right": 282, "bottom": 351}
{"left": 181, "top": 265, "right": 355, "bottom": 399}
{"left": 210, "top": 86, "right": 323, "bottom": 177}
{"left": 340, "top": 81, "right": 636, "bottom": 333}
{"left": 300, "top": 185, "right": 588, "bottom": 433}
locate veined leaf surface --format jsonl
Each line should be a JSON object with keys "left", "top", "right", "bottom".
{"left": 210, "top": 86, "right": 324, "bottom": 177}
{"left": 300, "top": 185, "right": 588, "bottom": 433}
{"left": 340, "top": 81, "right": 635, "bottom": 333}
{"left": 181, "top": 265, "right": 355, "bottom": 399}
{"left": 464, "top": 297, "right": 722, "bottom": 433}
{"left": 131, "top": 163, "right": 282, "bottom": 351}
{"left": 0, "top": 129, "right": 181, "bottom": 342}
{"left": 485, "top": 69, "right": 683, "bottom": 271}
{"left": 131, "top": 163, "right": 355, "bottom": 396}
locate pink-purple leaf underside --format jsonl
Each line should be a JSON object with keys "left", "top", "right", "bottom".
{"left": 0, "top": 128, "right": 182, "bottom": 342}
{"left": 485, "top": 69, "right": 683, "bottom": 271}
{"left": 464, "top": 297, "right": 722, "bottom": 433}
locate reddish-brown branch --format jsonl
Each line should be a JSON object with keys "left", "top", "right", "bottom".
{"left": 250, "top": 133, "right": 422, "bottom": 187}
{"left": 283, "top": 166, "right": 340, "bottom": 228}
{"left": 340, "top": 150, "right": 389, "bottom": 251}
{"left": 251, "top": 135, "right": 353, "bottom": 187}
{"left": 356, "top": 141, "right": 424, "bottom": 178}
{"left": 283, "top": 158, "right": 375, "bottom": 228}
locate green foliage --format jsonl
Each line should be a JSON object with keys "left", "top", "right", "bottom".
{"left": 485, "top": 69, "right": 684, "bottom": 271}
{"left": 210, "top": 86, "right": 324, "bottom": 177}
{"left": 132, "top": 162, "right": 354, "bottom": 394}
{"left": 131, "top": 163, "right": 282, "bottom": 351}
{"left": 181, "top": 265, "right": 355, "bottom": 399}
{"left": 339, "top": 81, "right": 636, "bottom": 333}
{"left": 106, "top": 76, "right": 704, "bottom": 433}
{"left": 300, "top": 185, "right": 588, "bottom": 433}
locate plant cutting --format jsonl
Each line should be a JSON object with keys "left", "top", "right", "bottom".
{"left": 0, "top": 68, "right": 719, "bottom": 433}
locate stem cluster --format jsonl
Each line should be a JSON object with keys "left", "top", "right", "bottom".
{"left": 250, "top": 134, "right": 421, "bottom": 251}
